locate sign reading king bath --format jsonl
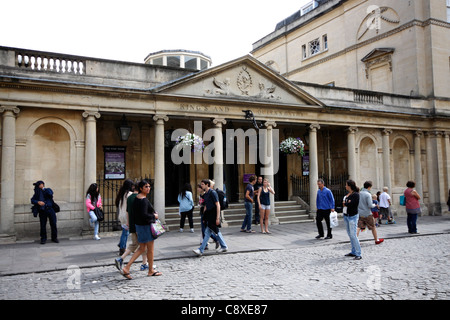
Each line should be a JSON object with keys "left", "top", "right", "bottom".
{"left": 171, "top": 121, "right": 279, "bottom": 176}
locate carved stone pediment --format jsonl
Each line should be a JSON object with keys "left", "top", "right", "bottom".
{"left": 152, "top": 55, "right": 324, "bottom": 107}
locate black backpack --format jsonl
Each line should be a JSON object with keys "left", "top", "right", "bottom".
{"left": 215, "top": 188, "right": 229, "bottom": 210}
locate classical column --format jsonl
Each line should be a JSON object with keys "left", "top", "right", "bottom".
{"left": 425, "top": 131, "right": 439, "bottom": 214}
{"left": 212, "top": 118, "right": 226, "bottom": 191}
{"left": 82, "top": 111, "right": 100, "bottom": 191}
{"left": 444, "top": 132, "right": 450, "bottom": 212}
{"left": 347, "top": 127, "right": 358, "bottom": 181}
{"left": 309, "top": 123, "right": 320, "bottom": 215}
{"left": 264, "top": 121, "right": 279, "bottom": 224}
{"left": 153, "top": 115, "right": 168, "bottom": 224}
{"left": 414, "top": 130, "right": 424, "bottom": 204}
{"left": 82, "top": 111, "right": 100, "bottom": 230}
{"left": 0, "top": 106, "right": 20, "bottom": 237}
{"left": 435, "top": 132, "right": 446, "bottom": 212}
{"left": 381, "top": 129, "right": 392, "bottom": 192}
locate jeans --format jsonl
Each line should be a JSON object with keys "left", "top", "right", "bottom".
{"left": 198, "top": 226, "right": 227, "bottom": 253}
{"left": 406, "top": 213, "right": 418, "bottom": 233}
{"left": 344, "top": 214, "right": 361, "bottom": 257}
{"left": 242, "top": 202, "right": 253, "bottom": 230}
{"left": 118, "top": 227, "right": 129, "bottom": 249}
{"left": 200, "top": 212, "right": 218, "bottom": 243}
{"left": 180, "top": 208, "right": 194, "bottom": 229}
{"left": 89, "top": 211, "right": 100, "bottom": 236}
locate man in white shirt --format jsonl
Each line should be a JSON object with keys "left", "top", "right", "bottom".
{"left": 379, "top": 187, "right": 394, "bottom": 224}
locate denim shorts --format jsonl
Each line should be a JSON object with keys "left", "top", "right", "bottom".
{"left": 135, "top": 224, "right": 154, "bottom": 243}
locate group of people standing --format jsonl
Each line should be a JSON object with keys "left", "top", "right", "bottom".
{"left": 241, "top": 175, "right": 275, "bottom": 234}
{"left": 315, "top": 178, "right": 423, "bottom": 260}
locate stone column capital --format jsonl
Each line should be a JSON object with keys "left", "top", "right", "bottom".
{"left": 264, "top": 121, "right": 277, "bottom": 129}
{"left": 82, "top": 111, "right": 101, "bottom": 119}
{"left": 0, "top": 106, "right": 20, "bottom": 115}
{"left": 382, "top": 129, "right": 393, "bottom": 136}
{"left": 153, "top": 114, "right": 169, "bottom": 123}
{"left": 309, "top": 123, "right": 320, "bottom": 132}
{"left": 346, "top": 126, "right": 358, "bottom": 134}
{"left": 212, "top": 118, "right": 227, "bottom": 126}
{"left": 414, "top": 130, "right": 424, "bottom": 138}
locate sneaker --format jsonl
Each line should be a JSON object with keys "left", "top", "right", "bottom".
{"left": 354, "top": 256, "right": 362, "bottom": 260}
{"left": 115, "top": 258, "right": 123, "bottom": 271}
{"left": 375, "top": 238, "right": 384, "bottom": 245}
{"left": 190, "top": 228, "right": 194, "bottom": 233}
{"left": 140, "top": 263, "right": 149, "bottom": 271}
{"left": 94, "top": 235, "right": 101, "bottom": 240}
{"left": 193, "top": 249, "right": 202, "bottom": 256}
{"left": 315, "top": 235, "right": 323, "bottom": 239}
{"left": 217, "top": 247, "right": 228, "bottom": 253}
{"left": 179, "top": 228, "right": 184, "bottom": 233}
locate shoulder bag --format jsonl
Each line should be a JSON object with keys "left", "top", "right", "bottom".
{"left": 151, "top": 219, "right": 166, "bottom": 239}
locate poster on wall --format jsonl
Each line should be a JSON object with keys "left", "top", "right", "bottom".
{"left": 302, "top": 153, "right": 310, "bottom": 176}
{"left": 104, "top": 146, "right": 126, "bottom": 180}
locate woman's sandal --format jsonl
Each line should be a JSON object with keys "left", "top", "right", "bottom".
{"left": 120, "top": 270, "right": 133, "bottom": 280}
{"left": 148, "top": 271, "right": 162, "bottom": 277}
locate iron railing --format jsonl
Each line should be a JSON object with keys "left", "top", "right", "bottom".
{"left": 96, "top": 175, "right": 154, "bottom": 232}
{"left": 291, "top": 173, "right": 348, "bottom": 212}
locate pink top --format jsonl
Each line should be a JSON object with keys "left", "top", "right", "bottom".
{"left": 404, "top": 188, "right": 420, "bottom": 210}
{"left": 86, "top": 194, "right": 102, "bottom": 212}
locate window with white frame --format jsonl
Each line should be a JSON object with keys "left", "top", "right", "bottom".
{"left": 302, "top": 34, "right": 329, "bottom": 60}
{"left": 309, "top": 38, "right": 321, "bottom": 56}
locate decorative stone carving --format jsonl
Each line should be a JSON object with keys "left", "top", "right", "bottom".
{"left": 205, "top": 66, "right": 280, "bottom": 100}
{"left": 357, "top": 6, "right": 400, "bottom": 41}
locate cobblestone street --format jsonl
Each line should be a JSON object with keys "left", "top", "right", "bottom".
{"left": 1, "top": 233, "right": 449, "bottom": 301}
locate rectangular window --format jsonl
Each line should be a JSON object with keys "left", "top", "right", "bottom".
{"left": 152, "top": 57, "right": 163, "bottom": 66}
{"left": 184, "top": 56, "right": 197, "bottom": 69}
{"left": 323, "top": 34, "right": 328, "bottom": 50}
{"left": 167, "top": 56, "right": 180, "bottom": 68}
{"left": 302, "top": 44, "right": 307, "bottom": 59}
{"left": 309, "top": 38, "right": 320, "bottom": 56}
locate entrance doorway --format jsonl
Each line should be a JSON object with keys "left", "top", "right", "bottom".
{"left": 164, "top": 130, "right": 190, "bottom": 206}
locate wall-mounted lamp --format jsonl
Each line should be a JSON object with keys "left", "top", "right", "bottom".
{"left": 242, "top": 110, "right": 264, "bottom": 130}
{"left": 117, "top": 114, "right": 132, "bottom": 141}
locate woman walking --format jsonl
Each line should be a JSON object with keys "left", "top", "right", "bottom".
{"left": 85, "top": 183, "right": 102, "bottom": 240}
{"left": 343, "top": 180, "right": 361, "bottom": 260}
{"left": 120, "top": 180, "right": 162, "bottom": 279}
{"left": 257, "top": 178, "right": 275, "bottom": 234}
{"left": 178, "top": 183, "right": 195, "bottom": 233}
{"left": 404, "top": 181, "right": 421, "bottom": 234}
{"left": 116, "top": 179, "right": 134, "bottom": 255}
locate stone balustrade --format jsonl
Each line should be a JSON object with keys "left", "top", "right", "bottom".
{"left": 15, "top": 50, "right": 85, "bottom": 75}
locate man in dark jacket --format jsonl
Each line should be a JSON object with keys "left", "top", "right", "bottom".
{"left": 31, "top": 180, "right": 58, "bottom": 244}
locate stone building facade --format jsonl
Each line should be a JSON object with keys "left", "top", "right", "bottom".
{"left": 0, "top": 0, "right": 449, "bottom": 241}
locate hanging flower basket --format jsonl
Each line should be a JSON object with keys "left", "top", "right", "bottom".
{"left": 279, "top": 137, "right": 305, "bottom": 156}
{"left": 175, "top": 133, "right": 205, "bottom": 153}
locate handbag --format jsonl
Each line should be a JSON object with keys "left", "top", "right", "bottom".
{"left": 399, "top": 195, "right": 406, "bottom": 206}
{"left": 151, "top": 219, "right": 166, "bottom": 239}
{"left": 53, "top": 202, "right": 60, "bottom": 213}
{"left": 94, "top": 207, "right": 104, "bottom": 222}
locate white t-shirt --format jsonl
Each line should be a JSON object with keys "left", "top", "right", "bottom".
{"left": 379, "top": 192, "right": 391, "bottom": 208}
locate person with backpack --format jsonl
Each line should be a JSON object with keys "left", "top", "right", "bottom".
{"left": 241, "top": 175, "right": 257, "bottom": 233}
{"left": 178, "top": 183, "right": 195, "bottom": 233}
{"left": 193, "top": 179, "right": 228, "bottom": 256}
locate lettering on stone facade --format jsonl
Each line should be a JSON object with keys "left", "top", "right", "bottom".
{"left": 179, "top": 103, "right": 230, "bottom": 113}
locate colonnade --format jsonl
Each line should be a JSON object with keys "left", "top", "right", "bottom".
{"left": 0, "top": 108, "right": 449, "bottom": 237}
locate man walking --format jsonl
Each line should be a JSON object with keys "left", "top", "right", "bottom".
{"left": 315, "top": 179, "right": 335, "bottom": 240}
{"left": 193, "top": 179, "right": 228, "bottom": 256}
{"left": 358, "top": 181, "right": 384, "bottom": 245}
{"left": 241, "top": 175, "right": 256, "bottom": 233}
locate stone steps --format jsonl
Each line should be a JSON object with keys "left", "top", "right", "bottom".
{"left": 163, "top": 200, "right": 311, "bottom": 231}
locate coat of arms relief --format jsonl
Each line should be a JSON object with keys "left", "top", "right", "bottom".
{"left": 205, "top": 66, "right": 281, "bottom": 100}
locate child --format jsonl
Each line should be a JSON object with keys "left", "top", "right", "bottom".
{"left": 372, "top": 194, "right": 380, "bottom": 227}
